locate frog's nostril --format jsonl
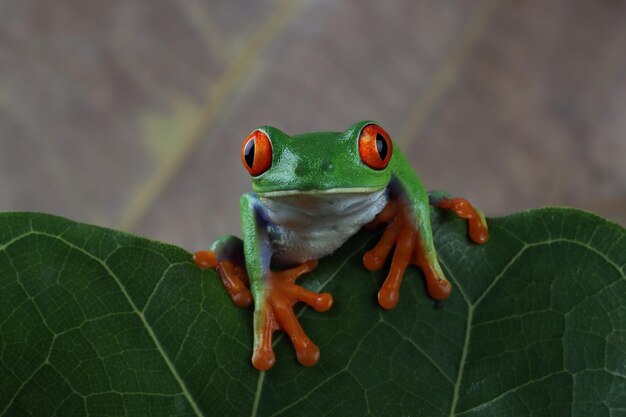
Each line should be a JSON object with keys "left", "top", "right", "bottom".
{"left": 294, "top": 163, "right": 305, "bottom": 176}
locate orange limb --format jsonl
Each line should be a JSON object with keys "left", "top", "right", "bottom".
{"left": 193, "top": 250, "right": 253, "bottom": 308}
{"left": 364, "top": 200, "right": 452, "bottom": 309}
{"left": 412, "top": 237, "right": 451, "bottom": 300}
{"left": 365, "top": 200, "right": 398, "bottom": 230}
{"left": 437, "top": 197, "right": 489, "bottom": 244}
{"left": 251, "top": 260, "right": 333, "bottom": 370}
{"left": 377, "top": 209, "right": 416, "bottom": 309}
{"left": 363, "top": 202, "right": 402, "bottom": 271}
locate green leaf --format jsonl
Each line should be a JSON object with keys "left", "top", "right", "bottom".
{"left": 0, "top": 208, "right": 624, "bottom": 417}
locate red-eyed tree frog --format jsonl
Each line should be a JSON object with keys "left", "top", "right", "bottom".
{"left": 193, "top": 121, "right": 488, "bottom": 371}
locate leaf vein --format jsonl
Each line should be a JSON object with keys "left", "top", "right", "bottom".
{"left": 382, "top": 320, "right": 454, "bottom": 384}
{"left": 455, "top": 370, "right": 566, "bottom": 416}
{"left": 34, "top": 232, "right": 205, "bottom": 417}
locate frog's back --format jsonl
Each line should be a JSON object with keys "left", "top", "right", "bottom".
{"left": 290, "top": 131, "right": 341, "bottom": 141}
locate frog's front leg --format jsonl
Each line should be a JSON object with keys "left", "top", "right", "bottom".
{"left": 242, "top": 193, "right": 333, "bottom": 370}
{"left": 364, "top": 197, "right": 453, "bottom": 309}
{"left": 252, "top": 258, "right": 333, "bottom": 370}
{"left": 364, "top": 191, "right": 489, "bottom": 308}
{"left": 196, "top": 194, "right": 332, "bottom": 370}
{"left": 364, "top": 151, "right": 489, "bottom": 308}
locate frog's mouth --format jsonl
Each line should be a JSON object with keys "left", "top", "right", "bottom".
{"left": 257, "top": 187, "right": 388, "bottom": 221}
{"left": 257, "top": 186, "right": 385, "bottom": 198}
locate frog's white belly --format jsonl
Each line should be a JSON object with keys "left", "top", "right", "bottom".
{"left": 259, "top": 189, "right": 388, "bottom": 266}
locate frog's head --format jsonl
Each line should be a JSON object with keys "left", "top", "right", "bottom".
{"left": 240, "top": 120, "right": 393, "bottom": 197}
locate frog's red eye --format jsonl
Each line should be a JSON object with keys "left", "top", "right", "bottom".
{"left": 241, "top": 130, "right": 272, "bottom": 176}
{"left": 358, "top": 124, "right": 393, "bottom": 170}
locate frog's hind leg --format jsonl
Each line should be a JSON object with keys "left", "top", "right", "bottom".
{"left": 193, "top": 236, "right": 253, "bottom": 308}
{"left": 428, "top": 190, "right": 489, "bottom": 244}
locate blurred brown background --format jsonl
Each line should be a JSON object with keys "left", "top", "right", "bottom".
{"left": 1, "top": 0, "right": 625, "bottom": 251}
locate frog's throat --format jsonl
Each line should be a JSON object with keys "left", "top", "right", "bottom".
{"left": 257, "top": 186, "right": 385, "bottom": 198}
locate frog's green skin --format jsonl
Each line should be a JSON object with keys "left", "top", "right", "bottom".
{"left": 237, "top": 120, "right": 441, "bottom": 272}
{"left": 208, "top": 120, "right": 481, "bottom": 370}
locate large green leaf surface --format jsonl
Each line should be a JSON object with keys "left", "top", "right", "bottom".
{"left": 0, "top": 209, "right": 625, "bottom": 416}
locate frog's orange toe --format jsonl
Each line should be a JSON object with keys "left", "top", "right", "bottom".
{"left": 193, "top": 250, "right": 218, "bottom": 269}
{"left": 216, "top": 260, "right": 253, "bottom": 308}
{"left": 252, "top": 349, "right": 276, "bottom": 371}
{"left": 363, "top": 251, "right": 383, "bottom": 271}
{"left": 469, "top": 218, "right": 489, "bottom": 244}
{"left": 378, "top": 286, "right": 399, "bottom": 310}
{"left": 313, "top": 293, "right": 333, "bottom": 312}
{"left": 232, "top": 289, "right": 253, "bottom": 308}
{"left": 295, "top": 340, "right": 320, "bottom": 367}
{"left": 425, "top": 277, "right": 452, "bottom": 300}
{"left": 363, "top": 202, "right": 403, "bottom": 272}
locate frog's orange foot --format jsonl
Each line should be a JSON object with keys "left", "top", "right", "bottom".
{"left": 251, "top": 260, "right": 333, "bottom": 371}
{"left": 364, "top": 201, "right": 451, "bottom": 309}
{"left": 437, "top": 197, "right": 489, "bottom": 244}
{"left": 193, "top": 250, "right": 253, "bottom": 308}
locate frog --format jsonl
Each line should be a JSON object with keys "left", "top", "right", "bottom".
{"left": 193, "top": 121, "right": 489, "bottom": 371}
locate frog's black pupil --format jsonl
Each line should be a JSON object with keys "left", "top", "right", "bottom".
{"left": 244, "top": 139, "right": 255, "bottom": 168}
{"left": 376, "top": 133, "right": 388, "bottom": 160}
